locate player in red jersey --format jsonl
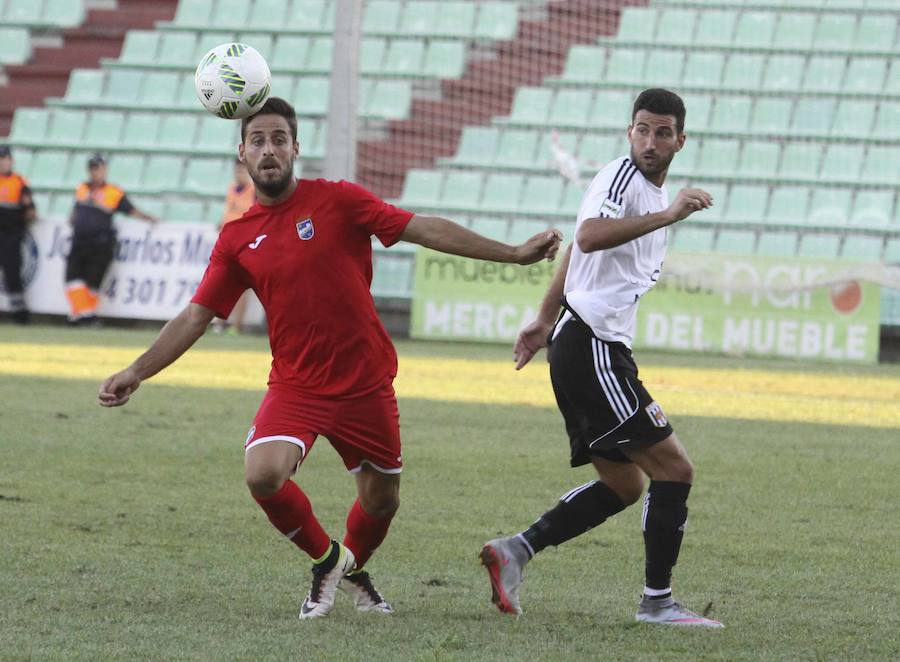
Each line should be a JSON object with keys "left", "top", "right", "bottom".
{"left": 98, "top": 98, "right": 562, "bottom": 620}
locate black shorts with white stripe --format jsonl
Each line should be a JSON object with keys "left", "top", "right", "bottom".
{"left": 549, "top": 318, "right": 673, "bottom": 466}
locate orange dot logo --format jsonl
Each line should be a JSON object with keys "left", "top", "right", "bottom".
{"left": 830, "top": 281, "right": 862, "bottom": 315}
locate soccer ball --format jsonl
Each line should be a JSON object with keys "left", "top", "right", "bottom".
{"left": 194, "top": 43, "right": 271, "bottom": 120}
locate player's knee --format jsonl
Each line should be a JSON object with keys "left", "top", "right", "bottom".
{"left": 245, "top": 466, "right": 288, "bottom": 497}
{"left": 361, "top": 491, "right": 400, "bottom": 519}
{"left": 668, "top": 457, "right": 694, "bottom": 484}
{"left": 606, "top": 478, "right": 643, "bottom": 506}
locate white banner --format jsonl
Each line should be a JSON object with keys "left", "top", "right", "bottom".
{"left": 1, "top": 216, "right": 262, "bottom": 323}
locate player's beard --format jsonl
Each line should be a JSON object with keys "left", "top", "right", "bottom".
{"left": 630, "top": 147, "right": 674, "bottom": 181}
{"left": 250, "top": 161, "right": 294, "bottom": 198}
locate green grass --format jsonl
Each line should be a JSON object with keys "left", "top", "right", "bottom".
{"left": 1, "top": 325, "right": 898, "bottom": 660}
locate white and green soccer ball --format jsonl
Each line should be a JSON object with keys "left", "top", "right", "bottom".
{"left": 194, "top": 43, "right": 271, "bottom": 119}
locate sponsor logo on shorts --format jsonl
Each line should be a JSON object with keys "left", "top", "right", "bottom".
{"left": 245, "top": 426, "right": 256, "bottom": 445}
{"left": 296, "top": 218, "right": 314, "bottom": 240}
{"left": 645, "top": 401, "right": 668, "bottom": 428}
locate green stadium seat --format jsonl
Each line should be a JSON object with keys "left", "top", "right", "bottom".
{"left": 682, "top": 53, "right": 724, "bottom": 88}
{"left": 656, "top": 9, "right": 697, "bottom": 46}
{"left": 780, "top": 142, "right": 823, "bottom": 180}
{"left": 44, "top": 0, "right": 84, "bottom": 26}
{"left": 300, "top": 119, "right": 325, "bottom": 159}
{"left": 850, "top": 190, "right": 894, "bottom": 228}
{"left": 694, "top": 10, "right": 737, "bottom": 47}
{"left": 540, "top": 130, "right": 577, "bottom": 164}
{"left": 809, "top": 188, "right": 852, "bottom": 225}
{"left": 739, "top": 141, "right": 780, "bottom": 178}
{"left": 578, "top": 134, "right": 620, "bottom": 164}
{"left": 272, "top": 36, "right": 311, "bottom": 71}
{"left": 212, "top": 0, "right": 251, "bottom": 29}
{"left": 65, "top": 69, "right": 105, "bottom": 105}
{"left": 452, "top": 127, "right": 498, "bottom": 166}
{"left": 121, "top": 112, "right": 160, "bottom": 148}
{"left": 616, "top": 7, "right": 655, "bottom": 41}
{"left": 644, "top": 50, "right": 685, "bottom": 87}
{"left": 560, "top": 182, "right": 584, "bottom": 215}
{"left": 508, "top": 87, "right": 552, "bottom": 125}
{"left": 474, "top": 2, "right": 517, "bottom": 40}
{"left": 605, "top": 48, "right": 647, "bottom": 84}
{"left": 103, "top": 70, "right": 142, "bottom": 105}
{"left": 832, "top": 100, "right": 876, "bottom": 139}
{"left": 696, "top": 138, "right": 739, "bottom": 177}
{"left": 64, "top": 151, "right": 94, "bottom": 187}
{"left": 442, "top": 171, "right": 482, "bottom": 210}
{"left": 119, "top": 31, "right": 158, "bottom": 65}
{"left": 722, "top": 54, "right": 765, "bottom": 90}
{"left": 495, "top": 130, "right": 539, "bottom": 168}
{"left": 290, "top": 0, "right": 334, "bottom": 33}
{"left": 423, "top": 40, "right": 465, "bottom": 78}
{"left": 173, "top": 0, "right": 212, "bottom": 26}
{"left": 143, "top": 155, "right": 183, "bottom": 192}
{"left": 107, "top": 154, "right": 145, "bottom": 190}
{"left": 682, "top": 93, "right": 712, "bottom": 127}
{"left": 10, "top": 149, "right": 34, "bottom": 177}
{"left": 797, "top": 233, "right": 841, "bottom": 258}
{"left": 725, "top": 185, "right": 768, "bottom": 222}
{"left": 883, "top": 60, "right": 900, "bottom": 96}
{"left": 551, "top": 89, "right": 593, "bottom": 127}
{"left": 865, "top": 0, "right": 900, "bottom": 11}
{"left": 10, "top": 108, "right": 50, "bottom": 144}
{"left": 773, "top": 13, "right": 815, "bottom": 51}
{"left": 400, "top": 169, "right": 442, "bottom": 207}
{"left": 363, "top": 0, "right": 400, "bottom": 34}
{"left": 715, "top": 229, "right": 756, "bottom": 255}
{"left": 668, "top": 138, "right": 697, "bottom": 177}
{"left": 854, "top": 14, "right": 896, "bottom": 52}
{"left": 768, "top": 186, "right": 811, "bottom": 224}
{"left": 509, "top": 219, "right": 551, "bottom": 243}
{"left": 127, "top": 195, "right": 164, "bottom": 220}
{"left": 30, "top": 150, "right": 70, "bottom": 188}
{"left": 589, "top": 90, "right": 633, "bottom": 129}
{"left": 469, "top": 217, "right": 508, "bottom": 241}
{"left": 821, "top": 144, "right": 864, "bottom": 182}
{"left": 365, "top": 81, "right": 411, "bottom": 120}
{"left": 841, "top": 236, "right": 883, "bottom": 260}
{"left": 710, "top": 97, "right": 752, "bottom": 133}
{"left": 860, "top": 146, "right": 900, "bottom": 185}
{"left": 203, "top": 199, "right": 224, "bottom": 225}
{"left": 751, "top": 98, "right": 793, "bottom": 134}
{"left": 756, "top": 230, "right": 798, "bottom": 257}
{"left": 560, "top": 46, "right": 605, "bottom": 84}
{"left": 157, "top": 32, "right": 196, "bottom": 67}
{"left": 762, "top": 55, "right": 805, "bottom": 92}
{"left": 269, "top": 74, "right": 295, "bottom": 101}
{"left": 813, "top": 14, "right": 854, "bottom": 52}
{"left": 140, "top": 72, "right": 180, "bottom": 106}
{"left": 5, "top": 0, "right": 44, "bottom": 26}
{"left": 672, "top": 226, "right": 713, "bottom": 252}
{"left": 693, "top": 182, "right": 728, "bottom": 222}
{"left": 157, "top": 115, "right": 198, "bottom": 149}
{"left": 520, "top": 175, "right": 564, "bottom": 215}
{"left": 383, "top": 39, "right": 424, "bottom": 76}
{"left": 0, "top": 28, "right": 31, "bottom": 65}
{"left": 733, "top": 11, "right": 775, "bottom": 48}
{"left": 196, "top": 115, "right": 238, "bottom": 152}
{"left": 884, "top": 238, "right": 900, "bottom": 262}
{"left": 193, "top": 32, "right": 236, "bottom": 61}
{"left": 183, "top": 158, "right": 228, "bottom": 195}
{"left": 46, "top": 110, "right": 86, "bottom": 146}
{"left": 249, "top": 0, "right": 287, "bottom": 28}
{"left": 166, "top": 199, "right": 206, "bottom": 223}
{"left": 293, "top": 77, "right": 329, "bottom": 115}
{"left": 843, "top": 58, "right": 887, "bottom": 95}
{"left": 872, "top": 101, "right": 900, "bottom": 139}
{"left": 46, "top": 192, "right": 73, "bottom": 218}
{"left": 435, "top": 1, "right": 476, "bottom": 38}
{"left": 371, "top": 254, "right": 413, "bottom": 298}
{"left": 399, "top": 1, "right": 437, "bottom": 36}
{"left": 238, "top": 33, "right": 274, "bottom": 61}
{"left": 83, "top": 111, "right": 124, "bottom": 148}
{"left": 804, "top": 57, "right": 846, "bottom": 93}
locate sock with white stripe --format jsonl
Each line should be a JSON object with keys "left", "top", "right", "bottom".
{"left": 642, "top": 480, "right": 691, "bottom": 591}
{"left": 520, "top": 481, "right": 626, "bottom": 557}
{"left": 253, "top": 480, "right": 331, "bottom": 560}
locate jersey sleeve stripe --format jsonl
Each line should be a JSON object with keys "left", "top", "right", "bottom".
{"left": 606, "top": 159, "right": 631, "bottom": 201}
{"left": 614, "top": 166, "right": 639, "bottom": 205}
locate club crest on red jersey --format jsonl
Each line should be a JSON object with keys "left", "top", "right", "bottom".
{"left": 296, "top": 218, "right": 314, "bottom": 240}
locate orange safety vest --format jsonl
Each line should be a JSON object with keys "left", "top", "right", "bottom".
{"left": 75, "top": 182, "right": 126, "bottom": 213}
{"left": 0, "top": 173, "right": 28, "bottom": 208}
{"left": 221, "top": 183, "right": 256, "bottom": 226}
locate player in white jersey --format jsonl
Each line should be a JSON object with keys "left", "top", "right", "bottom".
{"left": 481, "top": 89, "right": 724, "bottom": 628}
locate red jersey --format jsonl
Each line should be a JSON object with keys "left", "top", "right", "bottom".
{"left": 192, "top": 179, "right": 413, "bottom": 398}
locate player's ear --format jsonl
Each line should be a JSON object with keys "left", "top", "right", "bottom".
{"left": 238, "top": 143, "right": 245, "bottom": 161}
{"left": 293, "top": 140, "right": 299, "bottom": 158}
{"left": 676, "top": 132, "right": 686, "bottom": 151}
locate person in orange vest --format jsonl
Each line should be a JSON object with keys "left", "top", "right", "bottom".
{"left": 214, "top": 158, "right": 256, "bottom": 333}
{"left": 65, "top": 154, "right": 157, "bottom": 325}
{"left": 0, "top": 146, "right": 36, "bottom": 324}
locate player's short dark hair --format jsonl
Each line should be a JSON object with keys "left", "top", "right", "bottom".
{"left": 632, "top": 88, "right": 686, "bottom": 134}
{"left": 241, "top": 97, "right": 298, "bottom": 142}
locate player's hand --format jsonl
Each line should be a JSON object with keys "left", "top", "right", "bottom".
{"left": 514, "top": 319, "right": 553, "bottom": 370}
{"left": 513, "top": 229, "right": 563, "bottom": 265}
{"left": 666, "top": 188, "right": 713, "bottom": 223}
{"left": 98, "top": 368, "right": 141, "bottom": 407}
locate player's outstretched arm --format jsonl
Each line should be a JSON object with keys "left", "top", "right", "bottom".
{"left": 514, "top": 244, "right": 572, "bottom": 370}
{"left": 576, "top": 187, "right": 713, "bottom": 253}
{"left": 399, "top": 214, "right": 562, "bottom": 265}
{"left": 98, "top": 303, "right": 216, "bottom": 407}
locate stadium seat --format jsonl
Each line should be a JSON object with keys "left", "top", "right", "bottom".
{"left": 293, "top": 77, "right": 329, "bottom": 116}
{"left": 399, "top": 1, "right": 437, "bottom": 36}
{"left": 10, "top": 108, "right": 49, "bottom": 144}
{"left": 542, "top": 130, "right": 577, "bottom": 164}
{"left": 507, "top": 87, "right": 552, "bottom": 126}
{"left": 559, "top": 46, "right": 604, "bottom": 84}
{"left": 193, "top": 31, "right": 236, "bottom": 61}
{"left": 844, "top": 58, "right": 888, "bottom": 95}
{"left": 46, "top": 110, "right": 86, "bottom": 146}
{"left": 103, "top": 70, "right": 142, "bottom": 106}
{"left": 119, "top": 31, "right": 158, "bottom": 65}
{"left": 383, "top": 39, "right": 424, "bottom": 76}
{"left": 873, "top": 102, "right": 900, "bottom": 139}
{"left": 140, "top": 72, "right": 180, "bottom": 106}
{"left": 371, "top": 254, "right": 413, "bottom": 298}
{"left": 733, "top": 11, "right": 776, "bottom": 48}
{"left": 696, "top": 139, "right": 739, "bottom": 177}
{"left": 0, "top": 28, "right": 31, "bottom": 65}
{"left": 883, "top": 61, "right": 900, "bottom": 97}
{"left": 173, "top": 0, "right": 212, "bottom": 26}
{"left": 682, "top": 53, "right": 724, "bottom": 88}
{"left": 832, "top": 100, "right": 876, "bottom": 139}
{"left": 682, "top": 93, "right": 713, "bottom": 127}
{"left": 715, "top": 229, "right": 756, "bottom": 254}
{"left": 694, "top": 10, "right": 737, "bottom": 47}
{"left": 884, "top": 238, "right": 900, "bottom": 262}
{"left": 773, "top": 13, "right": 815, "bottom": 51}
{"left": 108, "top": 154, "right": 145, "bottom": 190}
{"left": 290, "top": 0, "right": 335, "bottom": 33}
{"left": 363, "top": 0, "right": 400, "bottom": 34}
{"left": 509, "top": 219, "right": 552, "bottom": 243}
{"left": 441, "top": 171, "right": 482, "bottom": 210}
{"left": 724, "top": 185, "right": 768, "bottom": 222}
{"left": 452, "top": 127, "right": 498, "bottom": 167}
{"left": 808, "top": 189, "right": 852, "bottom": 226}
{"left": 211, "top": 0, "right": 250, "bottom": 29}
{"left": 469, "top": 217, "right": 508, "bottom": 241}
{"left": 238, "top": 33, "right": 274, "bottom": 61}
{"left": 644, "top": 50, "right": 685, "bottom": 87}
{"left": 750, "top": 98, "right": 792, "bottom": 134}
{"left": 144, "top": 155, "right": 184, "bottom": 192}
{"left": 768, "top": 186, "right": 811, "bottom": 224}
{"left": 11, "top": 149, "right": 33, "bottom": 177}
{"left": 30, "top": 150, "right": 70, "bottom": 188}
{"left": 797, "top": 233, "right": 841, "bottom": 258}
{"left": 435, "top": 2, "right": 476, "bottom": 38}
{"left": 578, "top": 133, "right": 620, "bottom": 164}
{"left": 656, "top": 9, "right": 697, "bottom": 46}
{"left": 550, "top": 89, "right": 593, "bottom": 128}
{"left": 710, "top": 97, "right": 752, "bottom": 133}
{"left": 184, "top": 158, "right": 228, "bottom": 195}
{"left": 672, "top": 226, "right": 714, "bottom": 252}
{"left": 157, "top": 32, "right": 197, "bottom": 67}
{"left": 494, "top": 130, "right": 539, "bottom": 168}
{"left": 166, "top": 199, "right": 206, "bottom": 223}
{"left": 196, "top": 115, "right": 238, "bottom": 153}
{"left": 722, "top": 54, "right": 765, "bottom": 90}
{"left": 423, "top": 41, "right": 465, "bottom": 78}
{"left": 813, "top": 14, "right": 854, "bottom": 51}
{"left": 694, "top": 182, "right": 727, "bottom": 222}
{"left": 854, "top": 14, "right": 897, "bottom": 52}
{"left": 780, "top": 142, "right": 824, "bottom": 180}
{"left": 474, "top": 2, "right": 517, "bottom": 40}
{"left": 756, "top": 230, "right": 798, "bottom": 257}
{"left": 860, "top": 146, "right": 900, "bottom": 185}
{"left": 850, "top": 190, "right": 895, "bottom": 227}
{"left": 305, "top": 37, "right": 333, "bottom": 73}
{"left": 272, "top": 36, "right": 311, "bottom": 71}
{"left": 65, "top": 69, "right": 105, "bottom": 105}
{"left": 122, "top": 112, "right": 161, "bottom": 148}
{"left": 668, "top": 138, "right": 697, "bottom": 177}
{"left": 841, "top": 235, "right": 883, "bottom": 260}
{"left": 605, "top": 48, "right": 647, "bottom": 85}
{"left": 739, "top": 140, "right": 780, "bottom": 178}
{"left": 519, "top": 176, "right": 564, "bottom": 215}
{"left": 821, "top": 144, "right": 864, "bottom": 182}
{"left": 249, "top": 0, "right": 287, "bottom": 29}
{"left": 83, "top": 111, "right": 124, "bottom": 147}
{"left": 616, "top": 7, "right": 655, "bottom": 42}
{"left": 481, "top": 173, "right": 524, "bottom": 213}
{"left": 589, "top": 91, "right": 633, "bottom": 129}
{"left": 5, "top": 0, "right": 44, "bottom": 26}
{"left": 43, "top": 0, "right": 83, "bottom": 26}
{"left": 762, "top": 55, "right": 805, "bottom": 92}
{"left": 157, "top": 115, "right": 199, "bottom": 149}
{"left": 560, "top": 182, "right": 584, "bottom": 215}
{"left": 400, "top": 169, "right": 442, "bottom": 207}
{"left": 365, "top": 81, "right": 411, "bottom": 120}
{"left": 803, "top": 57, "right": 846, "bottom": 93}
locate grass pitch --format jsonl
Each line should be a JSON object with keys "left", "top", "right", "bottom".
{"left": 1, "top": 325, "right": 898, "bottom": 660}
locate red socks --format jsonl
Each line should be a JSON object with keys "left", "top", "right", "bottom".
{"left": 343, "top": 499, "right": 393, "bottom": 570}
{"left": 253, "top": 480, "right": 331, "bottom": 560}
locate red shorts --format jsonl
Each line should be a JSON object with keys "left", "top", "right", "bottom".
{"left": 244, "top": 382, "right": 402, "bottom": 474}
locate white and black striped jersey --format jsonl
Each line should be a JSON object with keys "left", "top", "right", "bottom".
{"left": 558, "top": 156, "right": 669, "bottom": 347}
